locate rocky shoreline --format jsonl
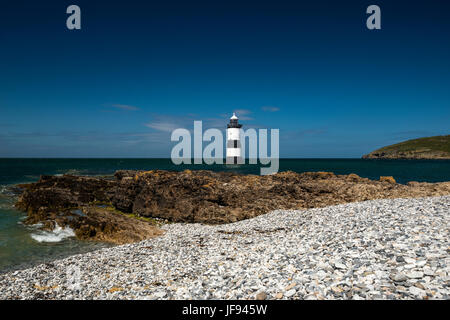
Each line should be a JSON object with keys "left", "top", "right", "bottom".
{"left": 14, "top": 170, "right": 450, "bottom": 243}
{"left": 362, "top": 152, "right": 450, "bottom": 160}
{"left": 0, "top": 196, "right": 448, "bottom": 300}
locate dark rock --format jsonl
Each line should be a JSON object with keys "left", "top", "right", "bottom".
{"left": 14, "top": 169, "right": 450, "bottom": 243}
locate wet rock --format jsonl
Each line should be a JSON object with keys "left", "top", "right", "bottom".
{"left": 15, "top": 174, "right": 163, "bottom": 244}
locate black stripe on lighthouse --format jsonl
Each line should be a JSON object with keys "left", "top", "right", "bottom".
{"left": 227, "top": 140, "right": 241, "bottom": 148}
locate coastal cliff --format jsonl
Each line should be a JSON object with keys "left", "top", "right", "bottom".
{"left": 362, "top": 135, "right": 450, "bottom": 159}
{"left": 15, "top": 170, "right": 450, "bottom": 244}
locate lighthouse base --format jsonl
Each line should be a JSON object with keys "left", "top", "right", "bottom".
{"left": 226, "top": 156, "right": 244, "bottom": 165}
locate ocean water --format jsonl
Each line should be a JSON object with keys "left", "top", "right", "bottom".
{"left": 1, "top": 158, "right": 450, "bottom": 272}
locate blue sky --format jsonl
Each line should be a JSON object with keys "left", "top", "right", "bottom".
{"left": 0, "top": 0, "right": 449, "bottom": 157}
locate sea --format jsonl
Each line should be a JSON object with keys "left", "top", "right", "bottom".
{"left": 1, "top": 158, "right": 450, "bottom": 273}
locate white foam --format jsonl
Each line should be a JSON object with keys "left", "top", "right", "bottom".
{"left": 27, "top": 222, "right": 43, "bottom": 228}
{"left": 31, "top": 224, "right": 76, "bottom": 243}
{"left": 0, "top": 185, "right": 12, "bottom": 197}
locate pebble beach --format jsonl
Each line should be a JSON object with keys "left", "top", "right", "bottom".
{"left": 0, "top": 196, "right": 449, "bottom": 300}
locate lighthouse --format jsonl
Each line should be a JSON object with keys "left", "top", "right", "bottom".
{"left": 226, "top": 113, "right": 243, "bottom": 164}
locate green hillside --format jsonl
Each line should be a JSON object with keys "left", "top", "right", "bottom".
{"left": 362, "top": 135, "right": 450, "bottom": 159}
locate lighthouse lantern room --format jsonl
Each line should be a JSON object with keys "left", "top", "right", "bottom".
{"left": 226, "top": 113, "right": 243, "bottom": 164}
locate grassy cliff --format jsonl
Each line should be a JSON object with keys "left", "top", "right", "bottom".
{"left": 362, "top": 135, "right": 450, "bottom": 159}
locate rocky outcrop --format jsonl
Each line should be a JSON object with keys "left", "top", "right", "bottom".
{"left": 16, "top": 175, "right": 163, "bottom": 244}
{"left": 379, "top": 176, "right": 396, "bottom": 184}
{"left": 111, "top": 170, "right": 450, "bottom": 223}
{"left": 15, "top": 170, "right": 450, "bottom": 243}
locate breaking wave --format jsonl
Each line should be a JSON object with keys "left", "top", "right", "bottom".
{"left": 0, "top": 185, "right": 10, "bottom": 195}
{"left": 0, "top": 185, "right": 16, "bottom": 210}
{"left": 30, "top": 224, "right": 76, "bottom": 243}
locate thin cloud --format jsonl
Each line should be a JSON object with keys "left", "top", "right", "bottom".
{"left": 145, "top": 114, "right": 196, "bottom": 133}
{"left": 145, "top": 111, "right": 261, "bottom": 134}
{"left": 145, "top": 122, "right": 180, "bottom": 133}
{"left": 232, "top": 109, "right": 253, "bottom": 121}
{"left": 233, "top": 109, "right": 251, "bottom": 115}
{"left": 110, "top": 104, "right": 140, "bottom": 111}
{"left": 261, "top": 106, "right": 280, "bottom": 112}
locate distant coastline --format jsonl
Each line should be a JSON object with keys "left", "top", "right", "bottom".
{"left": 363, "top": 135, "right": 450, "bottom": 160}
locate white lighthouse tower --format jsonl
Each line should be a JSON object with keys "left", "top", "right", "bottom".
{"left": 226, "top": 113, "right": 243, "bottom": 164}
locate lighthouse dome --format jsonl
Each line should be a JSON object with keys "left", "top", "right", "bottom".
{"left": 227, "top": 112, "right": 242, "bottom": 128}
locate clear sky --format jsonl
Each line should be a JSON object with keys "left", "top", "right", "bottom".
{"left": 0, "top": 0, "right": 449, "bottom": 158}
